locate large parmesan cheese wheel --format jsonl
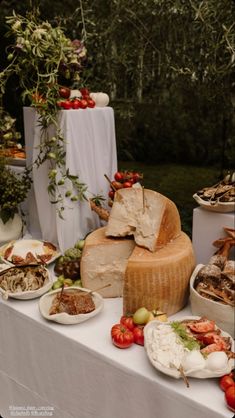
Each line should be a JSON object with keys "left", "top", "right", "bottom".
{"left": 80, "top": 227, "right": 135, "bottom": 297}
{"left": 105, "top": 188, "right": 181, "bottom": 252}
{"left": 123, "top": 232, "right": 195, "bottom": 316}
{"left": 81, "top": 227, "right": 195, "bottom": 315}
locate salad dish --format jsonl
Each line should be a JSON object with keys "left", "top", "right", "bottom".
{"left": 144, "top": 316, "right": 234, "bottom": 379}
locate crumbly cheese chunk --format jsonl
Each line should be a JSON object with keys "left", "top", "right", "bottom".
{"left": 146, "top": 324, "right": 188, "bottom": 369}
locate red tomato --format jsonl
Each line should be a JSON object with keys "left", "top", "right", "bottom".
{"left": 80, "top": 99, "right": 88, "bottom": 109}
{"left": 114, "top": 172, "right": 124, "bottom": 182}
{"left": 123, "top": 181, "right": 133, "bottom": 188}
{"left": 57, "top": 100, "right": 64, "bottom": 108}
{"left": 132, "top": 172, "right": 142, "bottom": 183}
{"left": 80, "top": 87, "right": 90, "bottom": 97}
{"left": 133, "top": 325, "right": 145, "bottom": 346}
{"left": 220, "top": 375, "right": 235, "bottom": 392}
{"left": 225, "top": 385, "right": 235, "bottom": 411}
{"left": 59, "top": 86, "right": 71, "bottom": 99}
{"left": 72, "top": 99, "right": 81, "bottom": 109}
{"left": 111, "top": 324, "right": 134, "bottom": 349}
{"left": 108, "top": 190, "right": 115, "bottom": 199}
{"left": 61, "top": 100, "right": 72, "bottom": 110}
{"left": 120, "top": 316, "right": 135, "bottom": 331}
{"left": 87, "top": 98, "right": 96, "bottom": 108}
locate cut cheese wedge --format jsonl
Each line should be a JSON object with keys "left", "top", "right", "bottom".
{"left": 105, "top": 188, "right": 181, "bottom": 252}
{"left": 81, "top": 227, "right": 195, "bottom": 315}
{"left": 80, "top": 227, "right": 135, "bottom": 297}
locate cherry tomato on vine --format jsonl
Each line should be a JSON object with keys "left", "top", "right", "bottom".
{"left": 123, "top": 181, "right": 133, "bottom": 188}
{"left": 114, "top": 172, "right": 124, "bottom": 182}
{"left": 108, "top": 190, "right": 115, "bottom": 199}
{"left": 59, "top": 86, "right": 71, "bottom": 99}
{"left": 80, "top": 87, "right": 90, "bottom": 97}
{"left": 87, "top": 98, "right": 96, "bottom": 108}
{"left": 72, "top": 99, "right": 81, "bottom": 109}
{"left": 61, "top": 100, "right": 72, "bottom": 109}
{"left": 111, "top": 324, "right": 134, "bottom": 349}
{"left": 80, "top": 99, "right": 88, "bottom": 109}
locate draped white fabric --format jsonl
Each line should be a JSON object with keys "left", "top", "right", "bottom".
{"left": 23, "top": 107, "right": 117, "bottom": 252}
{"left": 0, "top": 298, "right": 231, "bottom": 418}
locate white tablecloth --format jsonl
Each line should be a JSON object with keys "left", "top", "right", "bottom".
{"left": 23, "top": 107, "right": 117, "bottom": 252}
{"left": 0, "top": 297, "right": 232, "bottom": 418}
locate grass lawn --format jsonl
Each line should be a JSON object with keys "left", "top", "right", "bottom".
{"left": 117, "top": 162, "right": 221, "bottom": 237}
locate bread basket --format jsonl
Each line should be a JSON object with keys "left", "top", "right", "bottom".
{"left": 190, "top": 264, "right": 234, "bottom": 338}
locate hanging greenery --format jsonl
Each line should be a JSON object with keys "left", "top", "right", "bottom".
{"left": 0, "top": 7, "right": 88, "bottom": 218}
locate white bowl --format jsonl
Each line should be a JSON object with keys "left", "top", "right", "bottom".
{"left": 39, "top": 286, "right": 104, "bottom": 324}
{"left": 190, "top": 264, "right": 234, "bottom": 338}
{"left": 193, "top": 193, "right": 235, "bottom": 213}
{"left": 0, "top": 266, "right": 53, "bottom": 300}
{"left": 144, "top": 316, "right": 234, "bottom": 379}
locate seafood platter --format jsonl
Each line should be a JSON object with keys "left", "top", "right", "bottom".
{"left": 193, "top": 172, "right": 235, "bottom": 212}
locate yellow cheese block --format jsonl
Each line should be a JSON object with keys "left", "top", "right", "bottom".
{"left": 123, "top": 232, "right": 195, "bottom": 316}
{"left": 81, "top": 227, "right": 195, "bottom": 315}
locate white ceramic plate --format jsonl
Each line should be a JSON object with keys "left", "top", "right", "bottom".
{"left": 193, "top": 193, "right": 235, "bottom": 213}
{"left": 0, "top": 239, "right": 60, "bottom": 265}
{"left": 190, "top": 264, "right": 235, "bottom": 338}
{"left": 0, "top": 265, "right": 53, "bottom": 300}
{"left": 39, "top": 286, "right": 104, "bottom": 324}
{"left": 144, "top": 316, "right": 234, "bottom": 379}
{"left": 0, "top": 257, "right": 14, "bottom": 273}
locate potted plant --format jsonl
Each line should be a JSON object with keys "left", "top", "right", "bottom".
{"left": 0, "top": 156, "right": 32, "bottom": 245}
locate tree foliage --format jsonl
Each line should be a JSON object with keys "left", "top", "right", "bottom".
{"left": 0, "top": 0, "right": 234, "bottom": 168}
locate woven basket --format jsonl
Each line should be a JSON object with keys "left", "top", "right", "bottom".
{"left": 123, "top": 232, "right": 195, "bottom": 316}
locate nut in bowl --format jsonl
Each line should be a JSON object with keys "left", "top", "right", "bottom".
{"left": 144, "top": 316, "right": 235, "bottom": 381}
{"left": 39, "top": 286, "right": 104, "bottom": 324}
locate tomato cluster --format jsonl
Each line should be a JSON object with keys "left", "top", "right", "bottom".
{"left": 219, "top": 371, "right": 235, "bottom": 412}
{"left": 110, "top": 308, "right": 167, "bottom": 349}
{"left": 57, "top": 86, "right": 95, "bottom": 110}
{"left": 108, "top": 170, "right": 143, "bottom": 205}
{"left": 111, "top": 316, "right": 144, "bottom": 349}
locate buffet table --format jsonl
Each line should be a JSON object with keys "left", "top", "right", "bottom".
{"left": 0, "top": 297, "right": 232, "bottom": 418}
{"left": 23, "top": 107, "right": 117, "bottom": 252}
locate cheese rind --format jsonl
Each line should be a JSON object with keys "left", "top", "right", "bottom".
{"left": 81, "top": 227, "right": 195, "bottom": 314}
{"left": 105, "top": 188, "right": 181, "bottom": 252}
{"left": 80, "top": 227, "right": 135, "bottom": 297}
{"left": 123, "top": 232, "right": 195, "bottom": 315}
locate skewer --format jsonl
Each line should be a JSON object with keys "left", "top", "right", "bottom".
{"left": 178, "top": 365, "right": 190, "bottom": 388}
{"left": 199, "top": 289, "right": 234, "bottom": 306}
{"left": 104, "top": 174, "right": 117, "bottom": 191}
{"left": 142, "top": 186, "right": 145, "bottom": 214}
